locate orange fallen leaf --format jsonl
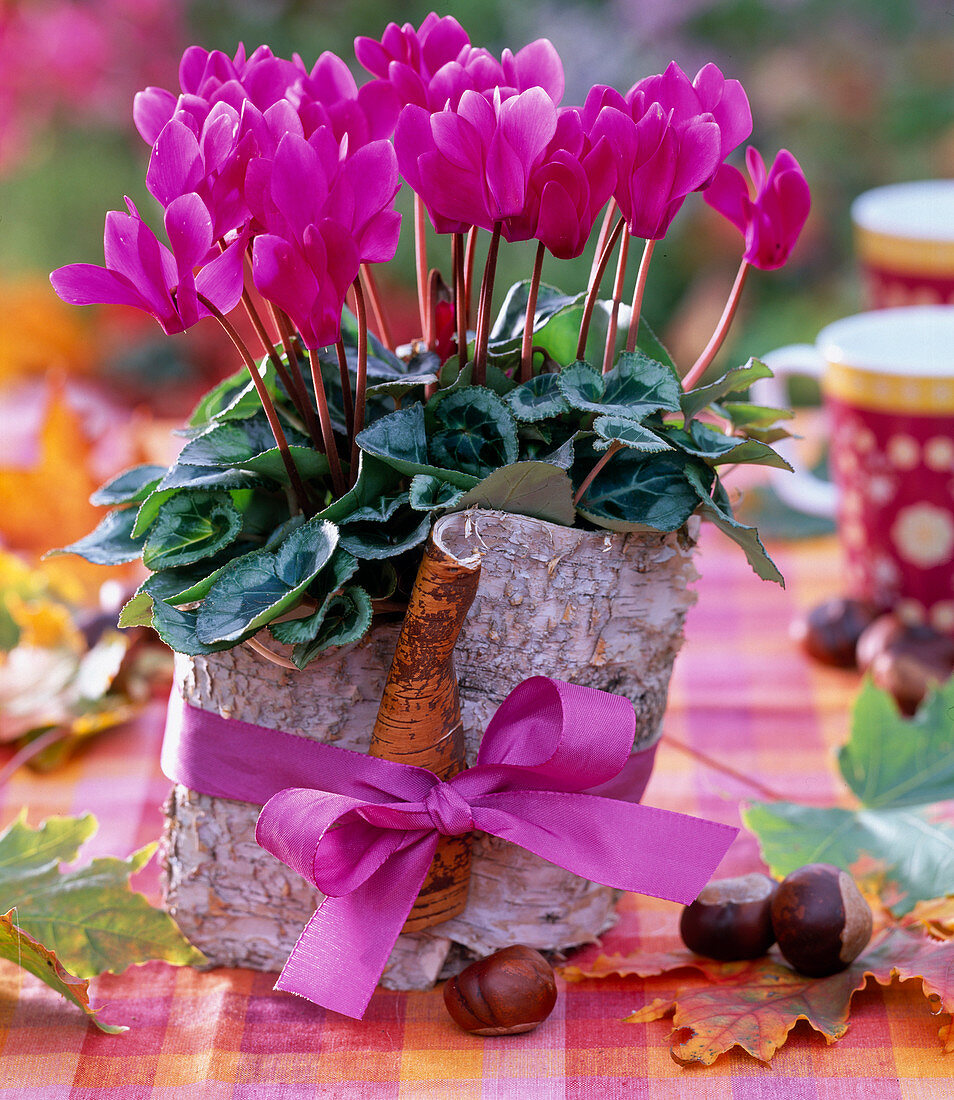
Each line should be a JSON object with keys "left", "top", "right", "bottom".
{"left": 561, "top": 926, "right": 954, "bottom": 1065}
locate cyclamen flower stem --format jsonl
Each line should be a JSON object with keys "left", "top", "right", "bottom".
{"left": 426, "top": 268, "right": 441, "bottom": 351}
{"left": 239, "top": 287, "right": 303, "bottom": 411}
{"left": 200, "top": 295, "right": 311, "bottom": 515}
{"left": 589, "top": 198, "right": 619, "bottom": 285}
{"left": 576, "top": 215, "right": 626, "bottom": 361}
{"left": 349, "top": 277, "right": 369, "bottom": 485}
{"left": 270, "top": 305, "right": 322, "bottom": 451}
{"left": 602, "top": 231, "right": 631, "bottom": 374}
{"left": 473, "top": 221, "right": 503, "bottom": 386}
{"left": 414, "top": 194, "right": 429, "bottom": 340}
{"left": 306, "top": 348, "right": 347, "bottom": 499}
{"left": 335, "top": 339, "right": 355, "bottom": 442}
{"left": 464, "top": 226, "right": 479, "bottom": 332}
{"left": 453, "top": 232, "right": 468, "bottom": 369}
{"left": 624, "top": 237, "right": 656, "bottom": 355}
{"left": 520, "top": 241, "right": 546, "bottom": 383}
{"left": 682, "top": 259, "right": 751, "bottom": 391}
{"left": 572, "top": 440, "right": 623, "bottom": 506}
{"left": 360, "top": 263, "right": 394, "bottom": 352}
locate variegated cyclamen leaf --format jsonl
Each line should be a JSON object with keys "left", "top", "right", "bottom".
{"left": 592, "top": 416, "right": 672, "bottom": 452}
{"left": 290, "top": 586, "right": 374, "bottom": 668}
{"left": 356, "top": 404, "right": 480, "bottom": 490}
{"left": 142, "top": 491, "right": 243, "bottom": 570}
{"left": 195, "top": 516, "right": 338, "bottom": 644}
{"left": 428, "top": 387, "right": 520, "bottom": 479}
{"left": 90, "top": 465, "right": 166, "bottom": 507}
{"left": 48, "top": 508, "right": 145, "bottom": 565}
{"left": 408, "top": 475, "right": 465, "bottom": 512}
{"left": 680, "top": 357, "right": 774, "bottom": 421}
{"left": 575, "top": 450, "right": 704, "bottom": 533}
{"left": 684, "top": 464, "right": 783, "bottom": 584}
{"left": 504, "top": 373, "right": 570, "bottom": 422}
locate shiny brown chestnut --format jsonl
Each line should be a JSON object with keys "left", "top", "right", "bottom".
{"left": 442, "top": 945, "right": 557, "bottom": 1036}
{"left": 770, "top": 863, "right": 872, "bottom": 977}
{"left": 855, "top": 614, "right": 954, "bottom": 715}
{"left": 679, "top": 872, "right": 778, "bottom": 961}
{"left": 791, "top": 597, "right": 881, "bottom": 668}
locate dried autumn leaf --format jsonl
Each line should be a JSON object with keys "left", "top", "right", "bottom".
{"left": 562, "top": 926, "right": 954, "bottom": 1065}
{"left": 0, "top": 910, "right": 126, "bottom": 1033}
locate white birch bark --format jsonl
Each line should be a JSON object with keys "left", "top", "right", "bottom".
{"left": 161, "top": 511, "right": 699, "bottom": 988}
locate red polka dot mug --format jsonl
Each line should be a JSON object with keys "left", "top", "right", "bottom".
{"left": 853, "top": 181, "right": 954, "bottom": 309}
{"left": 754, "top": 305, "right": 954, "bottom": 635}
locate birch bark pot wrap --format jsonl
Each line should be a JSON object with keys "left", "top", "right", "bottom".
{"left": 161, "top": 508, "right": 700, "bottom": 989}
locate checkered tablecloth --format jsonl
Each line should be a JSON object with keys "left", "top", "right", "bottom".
{"left": 2, "top": 527, "right": 952, "bottom": 1098}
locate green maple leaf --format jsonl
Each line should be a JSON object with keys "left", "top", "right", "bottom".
{"left": 0, "top": 812, "right": 204, "bottom": 1030}
{"left": 743, "top": 677, "right": 954, "bottom": 914}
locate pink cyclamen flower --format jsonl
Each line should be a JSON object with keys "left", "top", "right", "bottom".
{"left": 133, "top": 43, "right": 304, "bottom": 144}
{"left": 704, "top": 147, "right": 811, "bottom": 270}
{"left": 583, "top": 61, "right": 751, "bottom": 241}
{"left": 293, "top": 51, "right": 400, "bottom": 148}
{"left": 50, "top": 197, "right": 246, "bottom": 334}
{"left": 629, "top": 62, "right": 751, "bottom": 175}
{"left": 354, "top": 14, "right": 470, "bottom": 110}
{"left": 505, "top": 109, "right": 615, "bottom": 258}
{"left": 356, "top": 14, "right": 564, "bottom": 113}
{"left": 395, "top": 86, "right": 558, "bottom": 235}
{"left": 588, "top": 95, "right": 721, "bottom": 241}
{"left": 146, "top": 103, "right": 253, "bottom": 240}
{"left": 250, "top": 132, "right": 401, "bottom": 349}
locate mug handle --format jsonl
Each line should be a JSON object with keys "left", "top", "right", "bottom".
{"left": 750, "top": 344, "right": 837, "bottom": 518}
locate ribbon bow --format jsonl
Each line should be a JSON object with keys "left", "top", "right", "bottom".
{"left": 162, "top": 676, "right": 736, "bottom": 1019}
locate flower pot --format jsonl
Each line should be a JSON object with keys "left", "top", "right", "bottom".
{"left": 160, "top": 509, "right": 699, "bottom": 989}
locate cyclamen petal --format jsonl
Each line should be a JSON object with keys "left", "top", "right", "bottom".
{"left": 502, "top": 39, "right": 564, "bottom": 102}
{"left": 704, "top": 146, "right": 810, "bottom": 270}
{"left": 50, "top": 263, "right": 151, "bottom": 310}
{"left": 164, "top": 193, "right": 214, "bottom": 278}
{"left": 147, "top": 118, "right": 204, "bottom": 208}
{"left": 133, "top": 86, "right": 178, "bottom": 144}
{"left": 194, "top": 233, "right": 247, "bottom": 314}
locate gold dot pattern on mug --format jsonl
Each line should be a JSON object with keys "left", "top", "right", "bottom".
{"left": 890, "top": 502, "right": 954, "bottom": 569}
{"left": 924, "top": 436, "right": 954, "bottom": 471}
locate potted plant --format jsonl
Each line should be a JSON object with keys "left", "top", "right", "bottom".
{"left": 49, "top": 15, "right": 809, "bottom": 987}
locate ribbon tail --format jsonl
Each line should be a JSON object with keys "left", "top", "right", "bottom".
{"left": 473, "top": 794, "right": 738, "bottom": 905}
{"left": 273, "top": 837, "right": 439, "bottom": 1019}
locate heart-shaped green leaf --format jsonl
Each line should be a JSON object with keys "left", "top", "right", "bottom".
{"left": 429, "top": 387, "right": 519, "bottom": 478}
{"left": 142, "top": 491, "right": 243, "bottom": 570}
{"left": 505, "top": 373, "right": 570, "bottom": 422}
{"left": 575, "top": 450, "right": 704, "bottom": 533}
{"left": 593, "top": 416, "right": 672, "bottom": 452}
{"left": 196, "top": 516, "right": 338, "bottom": 644}
{"left": 90, "top": 465, "right": 166, "bottom": 507}
{"left": 408, "top": 475, "right": 465, "bottom": 512}
{"left": 454, "top": 461, "right": 576, "bottom": 525}
{"left": 49, "top": 508, "right": 145, "bottom": 565}
{"left": 356, "top": 403, "right": 480, "bottom": 489}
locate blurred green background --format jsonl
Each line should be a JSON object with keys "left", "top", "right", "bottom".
{"left": 2, "top": 0, "right": 952, "bottom": 390}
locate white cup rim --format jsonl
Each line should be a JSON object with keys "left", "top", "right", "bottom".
{"left": 851, "top": 179, "right": 954, "bottom": 242}
{"left": 817, "top": 305, "right": 954, "bottom": 376}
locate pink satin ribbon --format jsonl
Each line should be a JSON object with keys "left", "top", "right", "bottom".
{"left": 162, "top": 676, "right": 736, "bottom": 1019}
